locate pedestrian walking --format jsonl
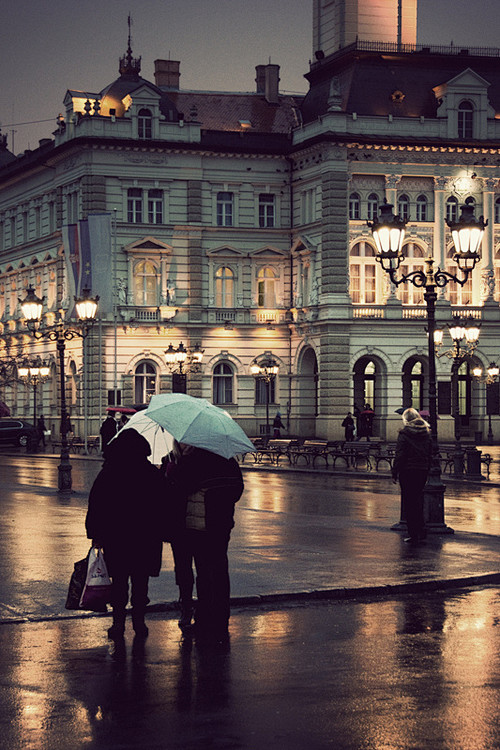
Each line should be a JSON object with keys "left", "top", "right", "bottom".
{"left": 272, "top": 412, "right": 285, "bottom": 438}
{"left": 391, "top": 407, "right": 432, "bottom": 545}
{"left": 357, "top": 403, "right": 375, "bottom": 440}
{"left": 100, "top": 413, "right": 117, "bottom": 451}
{"left": 341, "top": 412, "right": 355, "bottom": 442}
{"left": 37, "top": 415, "right": 47, "bottom": 448}
{"left": 165, "top": 441, "right": 244, "bottom": 644}
{"left": 85, "top": 428, "right": 169, "bottom": 639}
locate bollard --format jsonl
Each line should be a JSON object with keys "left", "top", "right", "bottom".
{"left": 466, "top": 447, "right": 483, "bottom": 480}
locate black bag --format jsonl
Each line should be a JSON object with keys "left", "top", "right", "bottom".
{"left": 65, "top": 553, "right": 90, "bottom": 610}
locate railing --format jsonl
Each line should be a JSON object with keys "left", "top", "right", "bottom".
{"left": 321, "top": 40, "right": 500, "bottom": 62}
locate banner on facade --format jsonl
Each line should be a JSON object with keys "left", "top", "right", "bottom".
{"left": 62, "top": 213, "right": 113, "bottom": 317}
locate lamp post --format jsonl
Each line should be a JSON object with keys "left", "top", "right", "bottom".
{"left": 251, "top": 357, "right": 279, "bottom": 438}
{"left": 472, "top": 362, "right": 500, "bottom": 445}
{"left": 434, "top": 320, "right": 480, "bottom": 474}
{"left": 18, "top": 356, "right": 50, "bottom": 439}
{"left": 21, "top": 287, "right": 99, "bottom": 491}
{"left": 164, "top": 342, "right": 203, "bottom": 393}
{"left": 369, "top": 198, "right": 485, "bottom": 533}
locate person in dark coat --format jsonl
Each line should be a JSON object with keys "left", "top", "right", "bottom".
{"left": 341, "top": 412, "right": 355, "bottom": 442}
{"left": 392, "top": 408, "right": 432, "bottom": 545}
{"left": 37, "top": 415, "right": 47, "bottom": 448}
{"left": 272, "top": 412, "right": 285, "bottom": 438}
{"left": 85, "top": 428, "right": 169, "bottom": 639}
{"left": 100, "top": 413, "right": 117, "bottom": 451}
{"left": 357, "top": 403, "right": 375, "bottom": 440}
{"left": 165, "top": 442, "right": 244, "bottom": 644}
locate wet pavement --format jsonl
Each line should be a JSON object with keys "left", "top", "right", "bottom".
{"left": 0, "top": 451, "right": 499, "bottom": 749}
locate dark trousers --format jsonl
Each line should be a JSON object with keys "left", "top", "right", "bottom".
{"left": 171, "top": 539, "right": 195, "bottom": 603}
{"left": 110, "top": 572, "right": 149, "bottom": 616}
{"left": 399, "top": 470, "right": 427, "bottom": 540}
{"left": 189, "top": 529, "right": 232, "bottom": 636}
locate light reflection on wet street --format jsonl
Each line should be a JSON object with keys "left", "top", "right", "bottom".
{"left": 0, "top": 587, "right": 499, "bottom": 749}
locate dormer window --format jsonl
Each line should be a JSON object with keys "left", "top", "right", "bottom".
{"left": 138, "top": 109, "right": 153, "bottom": 139}
{"left": 458, "top": 100, "right": 474, "bottom": 139}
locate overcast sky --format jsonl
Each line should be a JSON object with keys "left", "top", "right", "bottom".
{"left": 2, "top": 0, "right": 500, "bottom": 155}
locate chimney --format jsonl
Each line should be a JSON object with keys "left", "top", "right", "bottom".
{"left": 255, "top": 64, "right": 280, "bottom": 104}
{"left": 154, "top": 59, "right": 180, "bottom": 90}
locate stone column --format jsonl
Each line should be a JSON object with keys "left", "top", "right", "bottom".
{"left": 481, "top": 178, "right": 496, "bottom": 303}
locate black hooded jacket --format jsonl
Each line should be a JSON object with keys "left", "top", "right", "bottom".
{"left": 392, "top": 420, "right": 432, "bottom": 480}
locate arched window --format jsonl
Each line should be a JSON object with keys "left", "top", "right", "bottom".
{"left": 138, "top": 109, "right": 153, "bottom": 139}
{"left": 68, "top": 361, "right": 77, "bottom": 409}
{"left": 446, "top": 196, "right": 458, "bottom": 223}
{"left": 255, "top": 373, "right": 276, "bottom": 405}
{"left": 215, "top": 266, "right": 235, "bottom": 308}
{"left": 349, "top": 192, "right": 360, "bottom": 220}
{"left": 349, "top": 241, "right": 378, "bottom": 304}
{"left": 398, "top": 242, "right": 425, "bottom": 305}
{"left": 213, "top": 362, "right": 234, "bottom": 404}
{"left": 257, "top": 266, "right": 276, "bottom": 308}
{"left": 402, "top": 358, "right": 425, "bottom": 411}
{"left": 458, "top": 100, "right": 474, "bottom": 139}
{"left": 398, "top": 194, "right": 410, "bottom": 221}
{"left": 353, "top": 358, "right": 377, "bottom": 412}
{"left": 446, "top": 247, "right": 472, "bottom": 305}
{"left": 416, "top": 194, "right": 428, "bottom": 222}
{"left": 367, "top": 193, "right": 379, "bottom": 222}
{"left": 133, "top": 260, "right": 159, "bottom": 306}
{"left": 495, "top": 198, "right": 500, "bottom": 224}
{"left": 134, "top": 361, "right": 157, "bottom": 404}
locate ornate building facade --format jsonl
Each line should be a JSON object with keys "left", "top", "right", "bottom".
{"left": 1, "top": 1, "right": 500, "bottom": 442}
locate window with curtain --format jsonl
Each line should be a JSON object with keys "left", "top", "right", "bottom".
{"left": 259, "top": 194, "right": 275, "bottom": 227}
{"left": 134, "top": 361, "right": 157, "bottom": 404}
{"left": 217, "top": 192, "right": 233, "bottom": 226}
{"left": 446, "top": 248, "right": 472, "bottom": 305}
{"left": 446, "top": 196, "right": 458, "bottom": 223}
{"left": 138, "top": 109, "right": 153, "bottom": 139}
{"left": 215, "top": 266, "right": 234, "bottom": 308}
{"left": 495, "top": 198, "right": 500, "bottom": 224}
{"left": 367, "top": 193, "right": 379, "bottom": 222}
{"left": 349, "top": 193, "right": 360, "bottom": 220}
{"left": 255, "top": 376, "right": 276, "bottom": 405}
{"left": 416, "top": 194, "right": 428, "bottom": 222}
{"left": 257, "top": 266, "right": 277, "bottom": 308}
{"left": 398, "top": 194, "right": 410, "bottom": 221}
{"left": 349, "top": 241, "right": 378, "bottom": 304}
{"left": 133, "top": 260, "right": 159, "bottom": 305}
{"left": 148, "top": 189, "right": 163, "bottom": 224}
{"left": 398, "top": 242, "right": 425, "bottom": 305}
{"left": 213, "top": 362, "right": 234, "bottom": 404}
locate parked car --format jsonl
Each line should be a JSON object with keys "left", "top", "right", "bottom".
{"left": 0, "top": 418, "right": 37, "bottom": 448}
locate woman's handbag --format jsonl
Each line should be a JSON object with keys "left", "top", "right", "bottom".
{"left": 65, "top": 553, "right": 89, "bottom": 610}
{"left": 79, "top": 547, "right": 112, "bottom": 611}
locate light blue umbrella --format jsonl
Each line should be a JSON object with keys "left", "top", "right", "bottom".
{"left": 145, "top": 393, "right": 254, "bottom": 459}
{"left": 111, "top": 410, "right": 174, "bottom": 464}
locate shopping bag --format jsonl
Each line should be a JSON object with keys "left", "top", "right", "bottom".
{"left": 79, "top": 547, "right": 112, "bottom": 612}
{"left": 65, "top": 553, "right": 89, "bottom": 610}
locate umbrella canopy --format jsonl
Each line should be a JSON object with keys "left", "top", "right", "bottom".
{"left": 145, "top": 393, "right": 254, "bottom": 459}
{"left": 110, "top": 410, "right": 174, "bottom": 464}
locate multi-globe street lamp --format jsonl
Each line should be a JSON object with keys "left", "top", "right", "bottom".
{"left": 251, "top": 357, "right": 279, "bottom": 438}
{"left": 18, "top": 356, "right": 50, "bottom": 437}
{"left": 369, "top": 197, "right": 486, "bottom": 533}
{"left": 472, "top": 361, "right": 500, "bottom": 445}
{"left": 164, "top": 342, "right": 203, "bottom": 393}
{"left": 21, "top": 287, "right": 99, "bottom": 492}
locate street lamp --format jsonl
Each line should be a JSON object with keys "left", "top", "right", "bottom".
{"left": 251, "top": 357, "right": 279, "bottom": 438}
{"left": 164, "top": 342, "right": 204, "bottom": 393}
{"left": 18, "top": 356, "right": 50, "bottom": 440}
{"left": 472, "top": 362, "right": 500, "bottom": 445}
{"left": 21, "top": 286, "right": 99, "bottom": 491}
{"left": 434, "top": 320, "right": 480, "bottom": 475}
{"left": 369, "top": 198, "right": 485, "bottom": 533}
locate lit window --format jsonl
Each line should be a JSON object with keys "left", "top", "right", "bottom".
{"left": 398, "top": 243, "right": 425, "bottom": 305}
{"left": 133, "top": 260, "right": 159, "bottom": 305}
{"left": 215, "top": 266, "right": 234, "bottom": 308}
{"left": 259, "top": 194, "right": 275, "bottom": 228}
{"left": 349, "top": 241, "right": 378, "bottom": 304}
{"left": 349, "top": 193, "right": 360, "bottom": 220}
{"left": 398, "top": 194, "right": 410, "bottom": 221}
{"left": 495, "top": 198, "right": 500, "bottom": 224}
{"left": 128, "top": 188, "right": 143, "bottom": 223}
{"left": 213, "top": 362, "right": 234, "bottom": 404}
{"left": 446, "top": 247, "right": 472, "bottom": 305}
{"left": 134, "top": 361, "right": 157, "bottom": 404}
{"left": 217, "top": 192, "right": 233, "bottom": 226}
{"left": 458, "top": 101, "right": 474, "bottom": 139}
{"left": 416, "top": 194, "right": 428, "bottom": 222}
{"left": 367, "top": 193, "right": 379, "bottom": 222}
{"left": 148, "top": 189, "right": 163, "bottom": 224}
{"left": 257, "top": 266, "right": 276, "bottom": 308}
{"left": 138, "top": 109, "right": 153, "bottom": 139}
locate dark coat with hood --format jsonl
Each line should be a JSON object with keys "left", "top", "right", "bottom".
{"left": 85, "top": 429, "right": 168, "bottom": 577}
{"left": 392, "top": 417, "right": 432, "bottom": 480}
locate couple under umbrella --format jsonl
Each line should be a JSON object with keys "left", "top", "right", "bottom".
{"left": 85, "top": 394, "right": 251, "bottom": 643}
